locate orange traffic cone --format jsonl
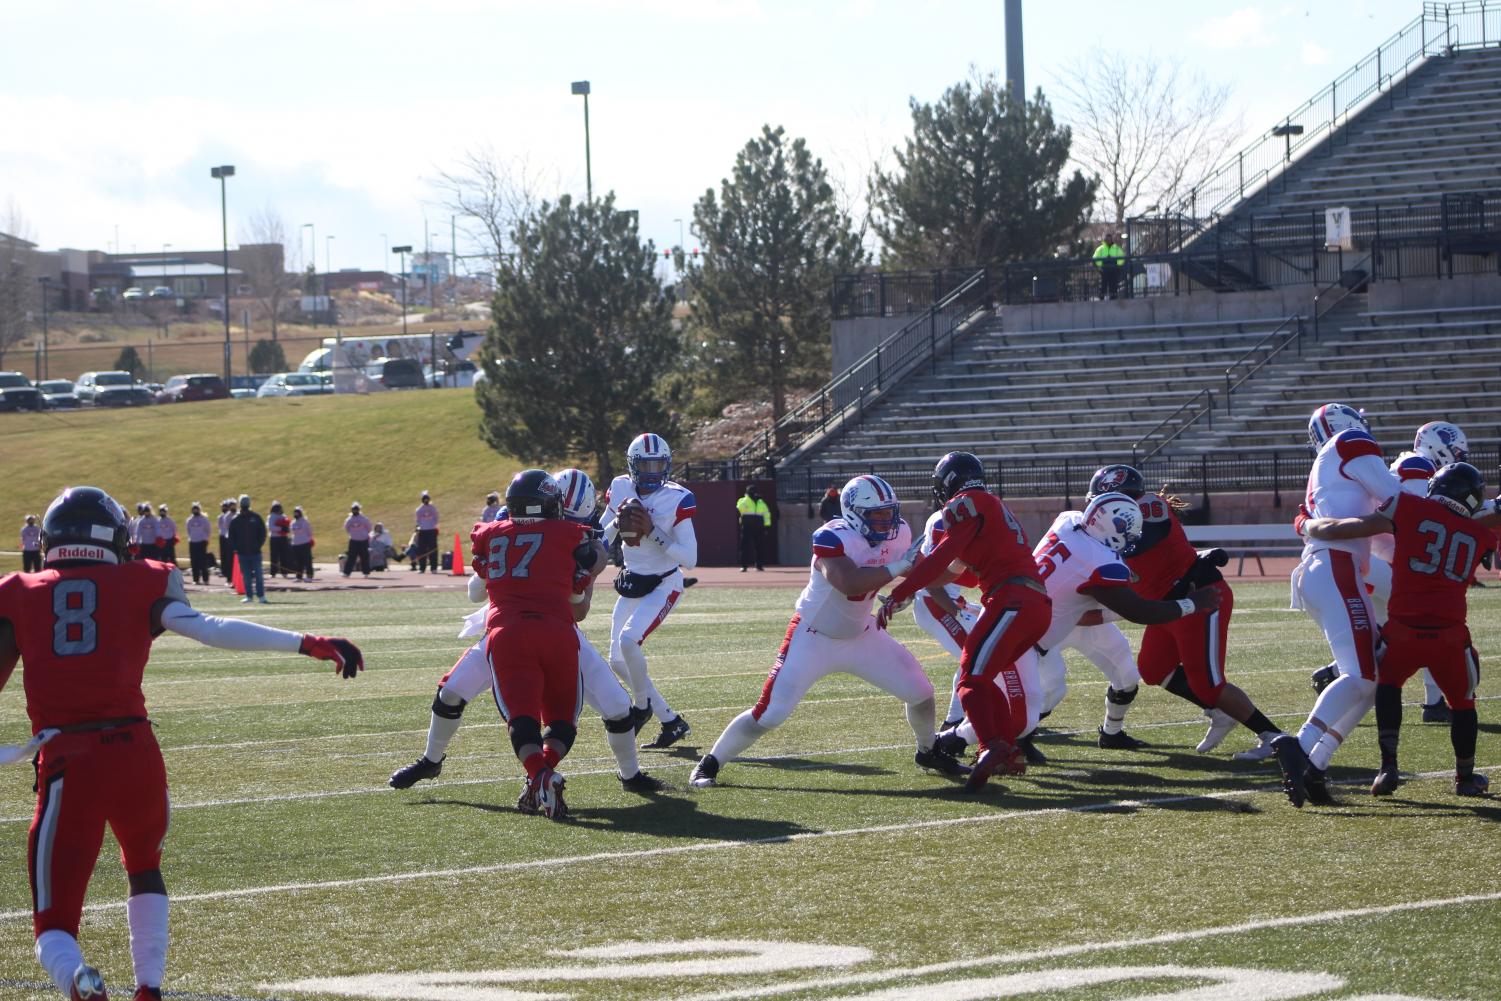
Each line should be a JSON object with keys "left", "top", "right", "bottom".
{"left": 231, "top": 554, "right": 245, "bottom": 595}
{"left": 451, "top": 532, "right": 465, "bottom": 576}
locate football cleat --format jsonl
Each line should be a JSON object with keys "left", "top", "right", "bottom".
{"left": 934, "top": 726, "right": 969, "bottom": 758}
{"left": 1271, "top": 735, "right": 1309, "bottom": 808}
{"left": 133, "top": 988, "right": 162, "bottom": 1001}
{"left": 1310, "top": 664, "right": 1337, "bottom": 695}
{"left": 388, "top": 755, "right": 443, "bottom": 789}
{"left": 1421, "top": 700, "right": 1453, "bottom": 724}
{"left": 1455, "top": 773, "right": 1491, "bottom": 797}
{"left": 1232, "top": 738, "right": 1277, "bottom": 762}
{"left": 689, "top": 754, "right": 720, "bottom": 788}
{"left": 1304, "top": 766, "right": 1335, "bottom": 806}
{"left": 1196, "top": 710, "right": 1239, "bottom": 754}
{"left": 915, "top": 746, "right": 972, "bottom": 776}
{"left": 1097, "top": 727, "right": 1146, "bottom": 750}
{"left": 642, "top": 715, "right": 691, "bottom": 749}
{"left": 71, "top": 964, "right": 107, "bottom": 1001}
{"left": 516, "top": 776, "right": 541, "bottom": 815}
{"left": 538, "top": 769, "right": 567, "bottom": 820}
{"left": 1016, "top": 733, "right": 1047, "bottom": 765}
{"left": 1371, "top": 768, "right": 1401, "bottom": 797}
{"left": 620, "top": 770, "right": 664, "bottom": 793}
{"left": 629, "top": 702, "right": 653, "bottom": 735}
{"left": 963, "top": 742, "right": 1024, "bottom": 793}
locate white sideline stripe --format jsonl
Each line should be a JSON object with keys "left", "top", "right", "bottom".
{"left": 677, "top": 891, "right": 1501, "bottom": 1001}
{"left": 0, "top": 763, "right": 1491, "bottom": 924}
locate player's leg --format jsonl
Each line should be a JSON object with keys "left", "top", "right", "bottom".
{"left": 31, "top": 749, "right": 111, "bottom": 999}
{"left": 1442, "top": 642, "right": 1484, "bottom": 795}
{"left": 1370, "top": 559, "right": 1447, "bottom": 719}
{"left": 536, "top": 633, "right": 583, "bottom": 821}
{"left": 578, "top": 635, "right": 656, "bottom": 789}
{"left": 849, "top": 628, "right": 969, "bottom": 777}
{"left": 390, "top": 641, "right": 491, "bottom": 788}
{"left": 1370, "top": 630, "right": 1419, "bottom": 796}
{"left": 914, "top": 596, "right": 969, "bottom": 728}
{"left": 693, "top": 618, "right": 826, "bottom": 787}
{"left": 108, "top": 731, "right": 172, "bottom": 999}
{"left": 616, "top": 578, "right": 690, "bottom": 744}
{"left": 1295, "top": 552, "right": 1378, "bottom": 777}
{"left": 1068, "top": 623, "right": 1144, "bottom": 748}
{"left": 1036, "top": 645, "right": 1068, "bottom": 718}
{"left": 958, "top": 588, "right": 1050, "bottom": 791}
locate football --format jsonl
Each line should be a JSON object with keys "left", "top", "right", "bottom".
{"left": 616, "top": 498, "right": 652, "bottom": 545}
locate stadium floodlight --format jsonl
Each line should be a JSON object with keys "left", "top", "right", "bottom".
{"left": 210, "top": 165, "right": 235, "bottom": 382}
{"left": 392, "top": 245, "right": 413, "bottom": 337}
{"left": 1271, "top": 123, "right": 1305, "bottom": 162}
{"left": 571, "top": 81, "right": 592, "bottom": 202}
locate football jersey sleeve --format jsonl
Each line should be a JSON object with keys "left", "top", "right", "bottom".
{"left": 1078, "top": 561, "right": 1132, "bottom": 592}
{"left": 675, "top": 491, "right": 696, "bottom": 525}
{"left": 812, "top": 526, "right": 845, "bottom": 559}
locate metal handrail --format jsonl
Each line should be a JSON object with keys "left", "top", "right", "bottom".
{"left": 1132, "top": 388, "right": 1215, "bottom": 464}
{"left": 731, "top": 269, "right": 990, "bottom": 469}
{"left": 1311, "top": 251, "right": 1374, "bottom": 340}
{"left": 1168, "top": 3, "right": 1497, "bottom": 223}
{"left": 1223, "top": 315, "right": 1305, "bottom": 412}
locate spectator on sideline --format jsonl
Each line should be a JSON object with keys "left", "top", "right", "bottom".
{"left": 818, "top": 484, "right": 841, "bottom": 523}
{"left": 413, "top": 490, "right": 440, "bottom": 573}
{"left": 343, "top": 502, "right": 372, "bottom": 577}
{"left": 736, "top": 483, "right": 772, "bottom": 572}
{"left": 136, "top": 502, "right": 160, "bottom": 562}
{"left": 267, "top": 501, "right": 292, "bottom": 578}
{"left": 371, "top": 522, "right": 400, "bottom": 571}
{"left": 229, "top": 493, "right": 268, "bottom": 604}
{"left": 290, "top": 505, "right": 315, "bottom": 581}
{"left": 185, "top": 502, "right": 213, "bottom": 584}
{"left": 126, "top": 503, "right": 143, "bottom": 560}
{"left": 218, "top": 498, "right": 238, "bottom": 583}
{"left": 481, "top": 491, "right": 502, "bottom": 523}
{"left": 156, "top": 504, "right": 177, "bottom": 567}
{"left": 19, "top": 514, "right": 41, "bottom": 573}
{"left": 1093, "top": 231, "right": 1125, "bottom": 300}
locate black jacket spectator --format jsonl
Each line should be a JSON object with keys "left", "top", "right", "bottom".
{"left": 229, "top": 509, "right": 267, "bottom": 556}
{"left": 818, "top": 488, "right": 842, "bottom": 524}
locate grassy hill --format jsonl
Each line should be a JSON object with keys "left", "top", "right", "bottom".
{"left": 0, "top": 390, "right": 517, "bottom": 556}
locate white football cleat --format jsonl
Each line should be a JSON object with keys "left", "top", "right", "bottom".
{"left": 71, "top": 964, "right": 107, "bottom": 1001}
{"left": 1196, "top": 709, "right": 1238, "bottom": 753}
{"left": 1231, "top": 737, "right": 1277, "bottom": 762}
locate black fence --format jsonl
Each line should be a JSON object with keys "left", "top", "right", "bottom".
{"left": 831, "top": 269, "right": 978, "bottom": 319}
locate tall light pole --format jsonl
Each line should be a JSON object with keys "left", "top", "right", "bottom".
{"left": 380, "top": 233, "right": 388, "bottom": 275}
{"left": 325, "top": 234, "right": 335, "bottom": 275}
{"left": 571, "top": 80, "right": 592, "bottom": 202}
{"left": 302, "top": 222, "right": 316, "bottom": 328}
{"left": 162, "top": 242, "right": 171, "bottom": 292}
{"left": 36, "top": 277, "right": 51, "bottom": 380}
{"left": 392, "top": 245, "right": 412, "bottom": 339}
{"left": 211, "top": 165, "right": 235, "bottom": 383}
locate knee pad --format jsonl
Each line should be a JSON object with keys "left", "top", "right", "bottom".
{"left": 432, "top": 687, "right": 467, "bottom": 720}
{"left": 509, "top": 716, "right": 542, "bottom": 754}
{"left": 603, "top": 714, "right": 634, "bottom": 734}
{"left": 1106, "top": 685, "right": 1139, "bottom": 706}
{"left": 543, "top": 721, "right": 578, "bottom": 753}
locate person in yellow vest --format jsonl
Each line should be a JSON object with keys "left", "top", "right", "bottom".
{"left": 736, "top": 484, "right": 772, "bottom": 572}
{"left": 1093, "top": 232, "right": 1125, "bottom": 300}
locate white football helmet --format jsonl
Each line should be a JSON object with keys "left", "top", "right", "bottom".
{"left": 551, "top": 468, "right": 597, "bottom": 522}
{"left": 840, "top": 474, "right": 901, "bottom": 544}
{"left": 1389, "top": 451, "right": 1436, "bottom": 496}
{"left": 1413, "top": 421, "right": 1468, "bottom": 468}
{"left": 1081, "top": 492, "right": 1144, "bottom": 553}
{"left": 1308, "top": 404, "right": 1369, "bottom": 451}
{"left": 626, "top": 433, "right": 672, "bottom": 494}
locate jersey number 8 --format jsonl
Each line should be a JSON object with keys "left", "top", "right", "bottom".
{"left": 52, "top": 579, "right": 99, "bottom": 657}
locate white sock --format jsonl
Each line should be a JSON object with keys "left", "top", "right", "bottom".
{"left": 709, "top": 711, "right": 769, "bottom": 765}
{"left": 36, "top": 929, "right": 83, "bottom": 996}
{"left": 955, "top": 719, "right": 978, "bottom": 744}
{"left": 1421, "top": 669, "right": 1444, "bottom": 705}
{"left": 943, "top": 667, "right": 966, "bottom": 725}
{"left": 905, "top": 697, "right": 936, "bottom": 751}
{"left": 423, "top": 689, "right": 465, "bottom": 762}
{"left": 605, "top": 726, "right": 640, "bottom": 778}
{"left": 646, "top": 679, "right": 677, "bottom": 722}
{"left": 1309, "top": 732, "right": 1341, "bottom": 771}
{"left": 1298, "top": 673, "right": 1360, "bottom": 754}
{"left": 1101, "top": 689, "right": 1133, "bottom": 735}
{"left": 127, "top": 892, "right": 169, "bottom": 990}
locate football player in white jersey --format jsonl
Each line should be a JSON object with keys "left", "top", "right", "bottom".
{"left": 602, "top": 433, "right": 699, "bottom": 749}
{"left": 689, "top": 475, "right": 968, "bottom": 787}
{"left": 388, "top": 469, "right": 663, "bottom": 798}
{"left": 1277, "top": 404, "right": 1402, "bottom": 806}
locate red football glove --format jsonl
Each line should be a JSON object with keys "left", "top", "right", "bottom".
{"left": 300, "top": 635, "right": 364, "bottom": 678}
{"left": 875, "top": 593, "right": 910, "bottom": 630}
{"left": 1293, "top": 503, "right": 1312, "bottom": 537}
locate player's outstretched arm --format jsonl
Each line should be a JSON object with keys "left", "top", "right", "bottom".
{"left": 817, "top": 552, "right": 911, "bottom": 598}
{"left": 1086, "top": 582, "right": 1221, "bottom": 626}
{"left": 1302, "top": 512, "right": 1392, "bottom": 541}
{"left": 467, "top": 571, "right": 487, "bottom": 603}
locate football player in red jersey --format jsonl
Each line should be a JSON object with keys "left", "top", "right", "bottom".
{"left": 1086, "top": 466, "right": 1289, "bottom": 760}
{"left": 880, "top": 451, "right": 1051, "bottom": 792}
{"left": 0, "top": 486, "right": 362, "bottom": 1001}
{"left": 472, "top": 470, "right": 608, "bottom": 820}
{"left": 1302, "top": 462, "right": 1494, "bottom": 798}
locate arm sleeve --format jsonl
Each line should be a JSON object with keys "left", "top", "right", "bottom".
{"left": 888, "top": 515, "right": 981, "bottom": 604}
{"left": 158, "top": 601, "right": 303, "bottom": 652}
{"left": 467, "top": 572, "right": 487, "bottom": 603}
{"left": 1345, "top": 453, "right": 1400, "bottom": 506}
{"left": 647, "top": 516, "right": 698, "bottom": 570}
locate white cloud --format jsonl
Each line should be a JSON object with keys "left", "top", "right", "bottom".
{"left": 1190, "top": 7, "right": 1275, "bottom": 49}
{"left": 1301, "top": 40, "right": 1332, "bottom": 66}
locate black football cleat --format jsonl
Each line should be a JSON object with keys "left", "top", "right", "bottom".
{"left": 620, "top": 770, "right": 664, "bottom": 793}
{"left": 1310, "top": 664, "right": 1338, "bottom": 694}
{"left": 1371, "top": 768, "right": 1401, "bottom": 797}
{"left": 1017, "top": 733, "right": 1047, "bottom": 764}
{"left": 1097, "top": 727, "right": 1146, "bottom": 750}
{"left": 689, "top": 754, "right": 720, "bottom": 788}
{"left": 1456, "top": 773, "right": 1491, "bottom": 797}
{"left": 1304, "top": 766, "right": 1336, "bottom": 805}
{"left": 1421, "top": 700, "right": 1453, "bottom": 724}
{"left": 388, "top": 755, "right": 443, "bottom": 789}
{"left": 642, "top": 715, "right": 691, "bottom": 749}
{"left": 1271, "top": 734, "right": 1308, "bottom": 808}
{"left": 915, "top": 746, "right": 972, "bottom": 776}
{"left": 934, "top": 726, "right": 969, "bottom": 758}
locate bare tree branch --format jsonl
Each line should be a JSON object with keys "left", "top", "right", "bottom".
{"left": 239, "top": 206, "right": 296, "bottom": 341}
{"left": 429, "top": 147, "right": 552, "bottom": 274}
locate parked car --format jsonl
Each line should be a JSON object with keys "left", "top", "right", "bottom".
{"left": 364, "top": 356, "right": 426, "bottom": 390}
{"left": 75, "top": 371, "right": 154, "bottom": 407}
{"left": 230, "top": 388, "right": 257, "bottom": 399}
{"left": 0, "top": 372, "right": 44, "bottom": 412}
{"left": 157, "top": 373, "right": 229, "bottom": 403}
{"left": 36, "top": 379, "right": 80, "bottom": 409}
{"left": 148, "top": 286, "right": 174, "bottom": 299}
{"left": 121, "top": 287, "right": 145, "bottom": 301}
{"left": 425, "top": 359, "right": 478, "bottom": 389}
{"left": 257, "top": 372, "right": 333, "bottom": 397}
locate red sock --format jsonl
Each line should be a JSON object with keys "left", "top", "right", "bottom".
{"left": 542, "top": 746, "right": 561, "bottom": 769}
{"left": 522, "top": 751, "right": 546, "bottom": 779}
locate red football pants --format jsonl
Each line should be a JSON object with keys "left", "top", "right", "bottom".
{"left": 1137, "top": 580, "right": 1234, "bottom": 705}
{"left": 487, "top": 615, "right": 582, "bottom": 725}
{"left": 1378, "top": 619, "right": 1480, "bottom": 710}
{"left": 29, "top": 722, "right": 169, "bottom": 938}
{"left": 958, "top": 585, "right": 1051, "bottom": 749}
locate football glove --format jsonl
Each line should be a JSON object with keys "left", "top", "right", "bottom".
{"left": 1293, "top": 503, "right": 1312, "bottom": 537}
{"left": 875, "top": 593, "right": 911, "bottom": 630}
{"left": 300, "top": 635, "right": 364, "bottom": 678}
{"left": 0, "top": 728, "right": 58, "bottom": 767}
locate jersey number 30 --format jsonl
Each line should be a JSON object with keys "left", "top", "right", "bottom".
{"left": 487, "top": 534, "right": 543, "bottom": 579}
{"left": 1409, "top": 520, "right": 1480, "bottom": 583}
{"left": 52, "top": 579, "right": 99, "bottom": 657}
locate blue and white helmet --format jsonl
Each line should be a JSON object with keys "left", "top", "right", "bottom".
{"left": 551, "top": 468, "right": 597, "bottom": 522}
{"left": 626, "top": 433, "right": 672, "bottom": 494}
{"left": 840, "top": 474, "right": 901, "bottom": 544}
{"left": 1308, "top": 404, "right": 1369, "bottom": 451}
{"left": 1081, "top": 492, "right": 1143, "bottom": 553}
{"left": 1389, "top": 451, "right": 1436, "bottom": 495}
{"left": 1413, "top": 421, "right": 1468, "bottom": 468}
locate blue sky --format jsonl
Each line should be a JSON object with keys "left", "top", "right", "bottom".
{"left": 2, "top": 0, "right": 1420, "bottom": 274}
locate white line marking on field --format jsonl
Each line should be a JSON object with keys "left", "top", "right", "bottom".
{"left": 1, "top": 764, "right": 1492, "bottom": 924}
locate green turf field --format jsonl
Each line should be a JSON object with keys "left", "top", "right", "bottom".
{"left": 0, "top": 581, "right": 1498, "bottom": 1001}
